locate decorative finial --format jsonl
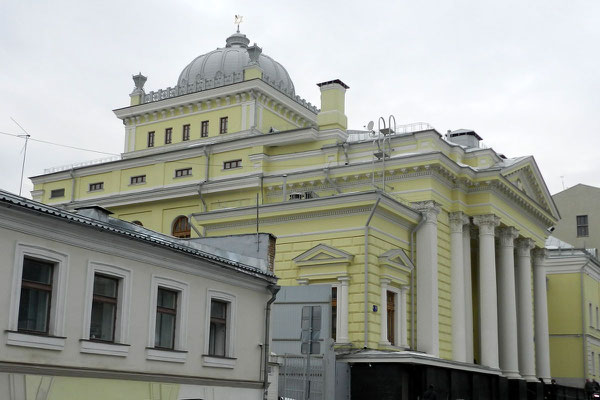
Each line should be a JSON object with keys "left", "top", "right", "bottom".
{"left": 131, "top": 72, "right": 147, "bottom": 95}
{"left": 234, "top": 15, "right": 243, "bottom": 33}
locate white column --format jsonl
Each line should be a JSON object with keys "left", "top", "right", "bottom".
{"left": 515, "top": 238, "right": 537, "bottom": 381}
{"left": 450, "top": 212, "right": 469, "bottom": 362}
{"left": 380, "top": 278, "right": 391, "bottom": 345}
{"left": 533, "top": 248, "right": 552, "bottom": 381}
{"left": 473, "top": 214, "right": 500, "bottom": 369}
{"left": 337, "top": 276, "right": 350, "bottom": 343}
{"left": 497, "top": 227, "right": 521, "bottom": 378}
{"left": 400, "top": 286, "right": 408, "bottom": 348}
{"left": 414, "top": 201, "right": 441, "bottom": 356}
{"left": 464, "top": 224, "right": 474, "bottom": 364}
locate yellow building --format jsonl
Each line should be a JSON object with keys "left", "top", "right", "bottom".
{"left": 30, "top": 30, "right": 560, "bottom": 399}
{"left": 545, "top": 237, "right": 600, "bottom": 389}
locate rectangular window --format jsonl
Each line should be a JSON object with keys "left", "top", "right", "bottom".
{"left": 331, "top": 287, "right": 337, "bottom": 341}
{"left": 201, "top": 120, "right": 209, "bottom": 137}
{"left": 155, "top": 288, "right": 177, "bottom": 349}
{"left": 147, "top": 131, "right": 155, "bottom": 147}
{"left": 50, "top": 188, "right": 65, "bottom": 198}
{"left": 18, "top": 258, "right": 54, "bottom": 334}
{"left": 89, "top": 182, "right": 104, "bottom": 192}
{"left": 130, "top": 175, "right": 146, "bottom": 185}
{"left": 223, "top": 159, "right": 242, "bottom": 170}
{"left": 219, "top": 117, "right": 228, "bottom": 134}
{"left": 182, "top": 124, "right": 190, "bottom": 141}
{"left": 165, "top": 128, "right": 172, "bottom": 144}
{"left": 577, "top": 215, "right": 589, "bottom": 237}
{"left": 209, "top": 299, "right": 227, "bottom": 356}
{"left": 387, "top": 291, "right": 396, "bottom": 345}
{"left": 90, "top": 275, "right": 118, "bottom": 342}
{"left": 175, "top": 168, "right": 192, "bottom": 178}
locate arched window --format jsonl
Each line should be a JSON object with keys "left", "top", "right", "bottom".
{"left": 172, "top": 216, "right": 191, "bottom": 238}
{"left": 131, "top": 220, "right": 143, "bottom": 226}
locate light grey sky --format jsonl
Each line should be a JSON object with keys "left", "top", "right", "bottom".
{"left": 1, "top": 0, "right": 598, "bottom": 197}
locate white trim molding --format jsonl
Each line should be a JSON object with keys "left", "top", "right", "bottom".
{"left": 146, "top": 275, "right": 190, "bottom": 363}
{"left": 7, "top": 243, "right": 70, "bottom": 351}
{"left": 203, "top": 289, "right": 237, "bottom": 368}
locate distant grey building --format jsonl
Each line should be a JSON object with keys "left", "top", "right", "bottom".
{"left": 553, "top": 184, "right": 600, "bottom": 255}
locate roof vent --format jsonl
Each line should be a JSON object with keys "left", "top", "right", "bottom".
{"left": 74, "top": 205, "right": 113, "bottom": 223}
{"left": 446, "top": 129, "right": 482, "bottom": 149}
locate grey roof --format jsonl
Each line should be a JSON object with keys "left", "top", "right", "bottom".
{"left": 0, "top": 189, "right": 275, "bottom": 281}
{"left": 177, "top": 31, "right": 295, "bottom": 96}
{"left": 545, "top": 235, "right": 574, "bottom": 249}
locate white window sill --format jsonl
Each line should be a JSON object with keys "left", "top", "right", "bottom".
{"left": 202, "top": 354, "right": 237, "bottom": 369}
{"left": 146, "top": 347, "right": 187, "bottom": 363}
{"left": 6, "top": 331, "right": 66, "bottom": 351}
{"left": 80, "top": 339, "right": 130, "bottom": 357}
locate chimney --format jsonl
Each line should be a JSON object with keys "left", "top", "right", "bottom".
{"left": 316, "top": 79, "right": 349, "bottom": 131}
{"left": 74, "top": 205, "right": 113, "bottom": 223}
{"left": 446, "top": 129, "right": 482, "bottom": 149}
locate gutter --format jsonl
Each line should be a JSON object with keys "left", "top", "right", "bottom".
{"left": 263, "top": 284, "right": 280, "bottom": 400}
{"left": 364, "top": 196, "right": 381, "bottom": 348}
{"left": 581, "top": 262, "right": 589, "bottom": 379}
{"left": 409, "top": 213, "right": 427, "bottom": 350}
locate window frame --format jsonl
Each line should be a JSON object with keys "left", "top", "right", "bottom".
{"left": 147, "top": 131, "right": 155, "bottom": 148}
{"left": 182, "top": 124, "right": 190, "bottom": 141}
{"left": 174, "top": 168, "right": 192, "bottom": 178}
{"left": 88, "top": 182, "right": 104, "bottom": 192}
{"left": 18, "top": 257, "right": 54, "bottom": 335}
{"left": 219, "top": 117, "right": 228, "bottom": 134}
{"left": 8, "top": 243, "right": 69, "bottom": 351}
{"left": 146, "top": 276, "right": 189, "bottom": 363}
{"left": 155, "top": 287, "right": 178, "bottom": 350}
{"left": 50, "top": 188, "right": 65, "bottom": 199}
{"left": 172, "top": 215, "right": 191, "bottom": 238}
{"left": 201, "top": 120, "right": 209, "bottom": 137}
{"left": 130, "top": 175, "right": 146, "bottom": 185}
{"left": 577, "top": 215, "right": 589, "bottom": 237}
{"left": 223, "top": 159, "right": 242, "bottom": 170}
{"left": 165, "top": 127, "right": 172, "bottom": 144}
{"left": 203, "top": 289, "right": 237, "bottom": 368}
{"left": 80, "top": 262, "right": 132, "bottom": 356}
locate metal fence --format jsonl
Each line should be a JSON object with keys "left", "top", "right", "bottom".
{"left": 279, "top": 354, "right": 325, "bottom": 400}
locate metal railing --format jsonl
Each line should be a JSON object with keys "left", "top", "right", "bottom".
{"left": 43, "top": 155, "right": 121, "bottom": 174}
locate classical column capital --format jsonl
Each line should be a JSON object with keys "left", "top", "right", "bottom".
{"left": 412, "top": 200, "right": 441, "bottom": 222}
{"left": 380, "top": 278, "right": 391, "bottom": 286}
{"left": 515, "top": 238, "right": 535, "bottom": 257}
{"left": 498, "top": 227, "right": 519, "bottom": 247}
{"left": 473, "top": 214, "right": 500, "bottom": 236}
{"left": 449, "top": 211, "right": 470, "bottom": 233}
{"left": 532, "top": 248, "right": 547, "bottom": 266}
{"left": 297, "top": 278, "right": 309, "bottom": 285}
{"left": 338, "top": 276, "right": 350, "bottom": 284}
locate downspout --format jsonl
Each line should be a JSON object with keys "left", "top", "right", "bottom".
{"left": 581, "top": 263, "right": 588, "bottom": 379}
{"left": 364, "top": 197, "right": 381, "bottom": 348}
{"left": 197, "top": 182, "right": 207, "bottom": 212}
{"left": 282, "top": 174, "right": 288, "bottom": 202}
{"left": 263, "top": 284, "right": 280, "bottom": 400}
{"left": 341, "top": 142, "right": 349, "bottom": 165}
{"left": 70, "top": 167, "right": 76, "bottom": 203}
{"left": 187, "top": 214, "right": 203, "bottom": 238}
{"left": 409, "top": 214, "right": 427, "bottom": 350}
{"left": 202, "top": 145, "right": 210, "bottom": 182}
{"left": 324, "top": 168, "right": 341, "bottom": 194}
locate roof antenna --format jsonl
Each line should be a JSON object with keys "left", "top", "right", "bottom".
{"left": 10, "top": 117, "right": 31, "bottom": 197}
{"left": 234, "top": 15, "right": 243, "bottom": 33}
{"left": 560, "top": 176, "right": 565, "bottom": 190}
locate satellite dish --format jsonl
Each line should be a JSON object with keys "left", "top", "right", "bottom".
{"left": 367, "top": 121, "right": 374, "bottom": 131}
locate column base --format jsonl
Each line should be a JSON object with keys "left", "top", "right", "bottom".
{"left": 502, "top": 370, "right": 522, "bottom": 379}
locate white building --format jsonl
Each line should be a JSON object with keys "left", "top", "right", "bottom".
{"left": 0, "top": 189, "right": 278, "bottom": 400}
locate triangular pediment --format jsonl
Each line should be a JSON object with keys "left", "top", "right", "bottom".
{"left": 293, "top": 244, "right": 354, "bottom": 266}
{"left": 501, "top": 156, "right": 559, "bottom": 219}
{"left": 379, "top": 249, "right": 414, "bottom": 272}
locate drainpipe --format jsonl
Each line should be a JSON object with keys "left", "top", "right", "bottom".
{"left": 202, "top": 145, "right": 211, "bottom": 182}
{"left": 342, "top": 142, "right": 349, "bottom": 165}
{"left": 282, "top": 174, "right": 288, "bottom": 202}
{"left": 263, "top": 284, "right": 281, "bottom": 400}
{"left": 197, "top": 182, "right": 207, "bottom": 212}
{"left": 187, "top": 214, "right": 203, "bottom": 238}
{"left": 70, "top": 167, "right": 76, "bottom": 203}
{"left": 581, "top": 262, "right": 588, "bottom": 380}
{"left": 324, "top": 168, "right": 341, "bottom": 194}
{"left": 409, "top": 214, "right": 427, "bottom": 350}
{"left": 364, "top": 197, "right": 381, "bottom": 348}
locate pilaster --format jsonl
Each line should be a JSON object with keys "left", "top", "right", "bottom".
{"left": 379, "top": 278, "right": 392, "bottom": 346}
{"left": 337, "top": 276, "right": 350, "bottom": 344}
{"left": 413, "top": 201, "right": 441, "bottom": 356}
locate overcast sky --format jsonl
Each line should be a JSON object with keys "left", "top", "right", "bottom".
{"left": 1, "top": 0, "right": 599, "bottom": 197}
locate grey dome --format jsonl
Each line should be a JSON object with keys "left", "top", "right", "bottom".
{"left": 177, "top": 32, "right": 295, "bottom": 96}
